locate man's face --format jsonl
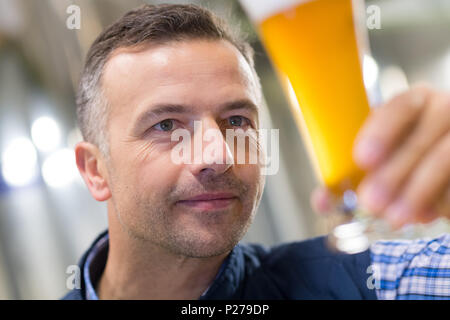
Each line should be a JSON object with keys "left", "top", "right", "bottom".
{"left": 101, "top": 39, "right": 265, "bottom": 258}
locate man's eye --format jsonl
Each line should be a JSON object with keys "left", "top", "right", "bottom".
{"left": 154, "top": 119, "right": 175, "bottom": 132}
{"left": 228, "top": 116, "right": 249, "bottom": 127}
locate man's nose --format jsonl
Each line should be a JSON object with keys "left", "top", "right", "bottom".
{"left": 187, "top": 118, "right": 234, "bottom": 177}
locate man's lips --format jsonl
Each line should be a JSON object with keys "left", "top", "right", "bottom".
{"left": 176, "top": 193, "right": 238, "bottom": 210}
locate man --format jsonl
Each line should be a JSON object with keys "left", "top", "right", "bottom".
{"left": 63, "top": 4, "right": 449, "bottom": 300}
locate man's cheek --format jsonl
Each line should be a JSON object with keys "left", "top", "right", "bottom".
{"left": 236, "top": 164, "right": 261, "bottom": 182}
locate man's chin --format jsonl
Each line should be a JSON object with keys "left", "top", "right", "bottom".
{"left": 165, "top": 226, "right": 244, "bottom": 258}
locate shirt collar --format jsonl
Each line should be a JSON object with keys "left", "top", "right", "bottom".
{"left": 84, "top": 232, "right": 109, "bottom": 300}
{"left": 83, "top": 231, "right": 231, "bottom": 299}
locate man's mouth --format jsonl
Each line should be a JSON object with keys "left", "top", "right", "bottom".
{"left": 176, "top": 192, "right": 238, "bottom": 210}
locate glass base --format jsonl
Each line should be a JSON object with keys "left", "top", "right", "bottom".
{"left": 327, "top": 218, "right": 370, "bottom": 254}
{"left": 326, "top": 190, "right": 392, "bottom": 254}
{"left": 326, "top": 201, "right": 415, "bottom": 254}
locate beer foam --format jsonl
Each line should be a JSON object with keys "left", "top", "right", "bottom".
{"left": 240, "top": 0, "right": 312, "bottom": 22}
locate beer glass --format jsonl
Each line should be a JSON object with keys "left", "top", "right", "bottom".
{"left": 240, "top": 0, "right": 383, "bottom": 253}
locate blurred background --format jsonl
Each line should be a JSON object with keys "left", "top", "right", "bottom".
{"left": 0, "top": 0, "right": 449, "bottom": 299}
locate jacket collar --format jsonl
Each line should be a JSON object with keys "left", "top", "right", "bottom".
{"left": 77, "top": 229, "right": 243, "bottom": 299}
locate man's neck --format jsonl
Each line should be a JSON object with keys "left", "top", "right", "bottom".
{"left": 97, "top": 223, "right": 228, "bottom": 300}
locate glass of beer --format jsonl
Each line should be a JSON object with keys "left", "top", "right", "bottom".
{"left": 240, "top": 0, "right": 381, "bottom": 253}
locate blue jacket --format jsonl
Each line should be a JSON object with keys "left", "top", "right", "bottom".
{"left": 62, "top": 230, "right": 377, "bottom": 299}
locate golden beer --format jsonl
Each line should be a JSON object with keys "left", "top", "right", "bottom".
{"left": 244, "top": 0, "right": 370, "bottom": 196}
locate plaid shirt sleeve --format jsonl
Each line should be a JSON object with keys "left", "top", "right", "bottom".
{"left": 369, "top": 233, "right": 450, "bottom": 300}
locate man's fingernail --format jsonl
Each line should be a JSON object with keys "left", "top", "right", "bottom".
{"left": 359, "top": 182, "right": 389, "bottom": 213}
{"left": 354, "top": 139, "right": 383, "bottom": 167}
{"left": 410, "top": 90, "right": 426, "bottom": 109}
{"left": 386, "top": 200, "right": 410, "bottom": 228}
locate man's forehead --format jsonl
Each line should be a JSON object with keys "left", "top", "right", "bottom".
{"left": 100, "top": 39, "right": 260, "bottom": 123}
{"left": 102, "top": 40, "right": 255, "bottom": 89}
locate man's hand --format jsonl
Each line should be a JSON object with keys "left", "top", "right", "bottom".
{"left": 310, "top": 85, "right": 450, "bottom": 229}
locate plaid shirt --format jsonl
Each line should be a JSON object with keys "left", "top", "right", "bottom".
{"left": 370, "top": 233, "right": 450, "bottom": 299}
{"left": 84, "top": 233, "right": 450, "bottom": 300}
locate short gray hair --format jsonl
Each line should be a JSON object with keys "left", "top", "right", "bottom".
{"left": 76, "top": 3, "right": 259, "bottom": 156}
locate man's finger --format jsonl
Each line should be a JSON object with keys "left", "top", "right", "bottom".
{"left": 310, "top": 187, "right": 334, "bottom": 215}
{"left": 384, "top": 132, "right": 450, "bottom": 228}
{"left": 358, "top": 91, "right": 450, "bottom": 214}
{"left": 353, "top": 85, "right": 431, "bottom": 170}
{"left": 413, "top": 208, "right": 440, "bottom": 225}
{"left": 434, "top": 186, "right": 450, "bottom": 220}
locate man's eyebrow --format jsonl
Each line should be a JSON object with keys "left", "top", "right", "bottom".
{"left": 219, "top": 99, "right": 259, "bottom": 115}
{"left": 131, "top": 99, "right": 259, "bottom": 133}
{"left": 132, "top": 104, "right": 194, "bottom": 133}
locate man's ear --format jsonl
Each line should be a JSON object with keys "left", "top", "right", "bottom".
{"left": 75, "top": 141, "right": 112, "bottom": 201}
